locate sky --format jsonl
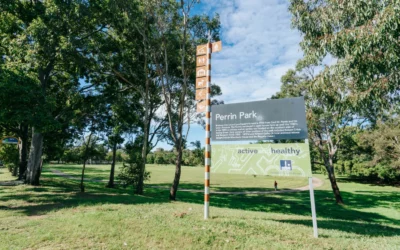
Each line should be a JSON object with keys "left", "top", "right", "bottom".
{"left": 156, "top": 0, "right": 304, "bottom": 150}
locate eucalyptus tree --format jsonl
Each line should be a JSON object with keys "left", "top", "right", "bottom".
{"left": 274, "top": 68, "right": 348, "bottom": 204}
{"left": 287, "top": 0, "right": 400, "bottom": 203}
{"left": 97, "top": 0, "right": 168, "bottom": 194}
{"left": 0, "top": 0, "right": 110, "bottom": 185}
{"left": 139, "top": 0, "right": 221, "bottom": 200}
{"left": 359, "top": 116, "right": 400, "bottom": 182}
{"left": 289, "top": 0, "right": 400, "bottom": 119}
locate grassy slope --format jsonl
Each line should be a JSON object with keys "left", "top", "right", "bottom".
{"left": 0, "top": 164, "right": 399, "bottom": 250}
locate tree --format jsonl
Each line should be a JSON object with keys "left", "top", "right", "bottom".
{"left": 287, "top": 0, "right": 400, "bottom": 203}
{"left": 0, "top": 68, "right": 42, "bottom": 180}
{"left": 145, "top": 0, "right": 221, "bottom": 200}
{"left": 94, "top": 0, "right": 168, "bottom": 194}
{"left": 190, "top": 140, "right": 204, "bottom": 166}
{"left": 79, "top": 133, "right": 100, "bottom": 192}
{"left": 118, "top": 136, "right": 151, "bottom": 191}
{"left": 274, "top": 66, "right": 356, "bottom": 204}
{"left": 289, "top": 0, "right": 400, "bottom": 119}
{"left": 0, "top": 0, "right": 110, "bottom": 185}
{"left": 106, "top": 133, "right": 124, "bottom": 188}
{"left": 76, "top": 96, "right": 108, "bottom": 192}
{"left": 359, "top": 116, "right": 400, "bottom": 182}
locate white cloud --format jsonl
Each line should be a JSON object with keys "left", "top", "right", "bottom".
{"left": 198, "top": 0, "right": 303, "bottom": 104}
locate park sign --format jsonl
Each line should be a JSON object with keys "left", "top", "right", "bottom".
{"left": 211, "top": 97, "right": 308, "bottom": 141}
{"left": 1, "top": 137, "right": 18, "bottom": 145}
{"left": 211, "top": 143, "right": 312, "bottom": 177}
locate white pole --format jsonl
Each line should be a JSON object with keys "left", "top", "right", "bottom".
{"left": 309, "top": 176, "right": 318, "bottom": 238}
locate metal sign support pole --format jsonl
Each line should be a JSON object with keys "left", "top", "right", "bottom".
{"left": 204, "top": 41, "right": 212, "bottom": 220}
{"left": 309, "top": 177, "right": 318, "bottom": 238}
{"left": 306, "top": 139, "right": 318, "bottom": 238}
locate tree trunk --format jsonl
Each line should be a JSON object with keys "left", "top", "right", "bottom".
{"left": 12, "top": 164, "right": 18, "bottom": 177}
{"left": 325, "top": 157, "right": 344, "bottom": 204}
{"left": 136, "top": 126, "right": 149, "bottom": 194}
{"left": 136, "top": 44, "right": 150, "bottom": 195}
{"left": 136, "top": 118, "right": 150, "bottom": 194}
{"left": 80, "top": 160, "right": 87, "bottom": 192}
{"left": 18, "top": 124, "right": 29, "bottom": 180}
{"left": 25, "top": 128, "right": 44, "bottom": 185}
{"left": 107, "top": 142, "right": 117, "bottom": 188}
{"left": 169, "top": 146, "right": 182, "bottom": 200}
{"left": 136, "top": 137, "right": 147, "bottom": 194}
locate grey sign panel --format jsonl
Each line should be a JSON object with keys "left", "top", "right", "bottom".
{"left": 211, "top": 97, "right": 308, "bottom": 141}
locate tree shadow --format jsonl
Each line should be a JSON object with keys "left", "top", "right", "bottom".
{"left": 167, "top": 187, "right": 400, "bottom": 227}
{"left": 338, "top": 176, "right": 400, "bottom": 187}
{"left": 1, "top": 173, "right": 399, "bottom": 238}
{"left": 271, "top": 219, "right": 400, "bottom": 237}
{"left": 0, "top": 180, "right": 24, "bottom": 186}
{"left": 0, "top": 178, "right": 168, "bottom": 216}
{"left": 150, "top": 183, "right": 279, "bottom": 192}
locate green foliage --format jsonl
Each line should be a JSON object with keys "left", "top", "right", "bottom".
{"left": 105, "top": 149, "right": 125, "bottom": 163}
{"left": 289, "top": 0, "right": 400, "bottom": 117}
{"left": 118, "top": 139, "right": 150, "bottom": 191}
{"left": 0, "top": 144, "right": 18, "bottom": 173}
{"left": 146, "top": 153, "right": 155, "bottom": 164}
{"left": 118, "top": 162, "right": 151, "bottom": 189}
{"left": 356, "top": 116, "right": 400, "bottom": 182}
{"left": 61, "top": 147, "right": 81, "bottom": 164}
{"left": 154, "top": 153, "right": 166, "bottom": 165}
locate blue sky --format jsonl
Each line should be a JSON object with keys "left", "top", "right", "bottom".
{"left": 156, "top": 0, "right": 304, "bottom": 150}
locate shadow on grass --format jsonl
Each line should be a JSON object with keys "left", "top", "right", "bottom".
{"left": 150, "top": 183, "right": 279, "bottom": 192}
{"left": 0, "top": 177, "right": 169, "bottom": 217}
{"left": 1, "top": 173, "right": 399, "bottom": 238}
{"left": 272, "top": 219, "right": 400, "bottom": 237}
{"left": 337, "top": 175, "right": 400, "bottom": 186}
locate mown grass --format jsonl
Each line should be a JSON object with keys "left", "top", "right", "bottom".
{"left": 0, "top": 164, "right": 399, "bottom": 249}
{"left": 47, "top": 164, "right": 309, "bottom": 192}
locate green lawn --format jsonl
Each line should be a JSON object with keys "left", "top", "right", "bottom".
{"left": 0, "top": 164, "right": 399, "bottom": 249}
{"left": 47, "top": 163, "right": 309, "bottom": 192}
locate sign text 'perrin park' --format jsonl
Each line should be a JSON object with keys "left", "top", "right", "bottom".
{"left": 211, "top": 97, "right": 308, "bottom": 141}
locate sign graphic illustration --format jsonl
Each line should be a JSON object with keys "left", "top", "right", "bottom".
{"left": 211, "top": 143, "right": 312, "bottom": 177}
{"left": 196, "top": 78, "right": 206, "bottom": 89}
{"left": 196, "top": 45, "right": 207, "bottom": 56}
{"left": 197, "top": 55, "right": 207, "bottom": 67}
{"left": 196, "top": 89, "right": 206, "bottom": 100}
{"left": 280, "top": 160, "right": 292, "bottom": 171}
{"left": 212, "top": 41, "right": 222, "bottom": 53}
{"left": 196, "top": 66, "right": 207, "bottom": 78}
{"left": 197, "top": 100, "right": 206, "bottom": 112}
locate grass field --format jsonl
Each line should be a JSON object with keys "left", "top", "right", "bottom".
{"left": 0, "top": 164, "right": 399, "bottom": 249}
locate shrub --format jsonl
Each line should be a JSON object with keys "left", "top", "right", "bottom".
{"left": 118, "top": 162, "right": 150, "bottom": 189}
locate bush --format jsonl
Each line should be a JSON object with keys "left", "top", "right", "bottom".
{"left": 146, "top": 153, "right": 155, "bottom": 164}
{"left": 5, "top": 163, "right": 16, "bottom": 173}
{"left": 0, "top": 144, "right": 19, "bottom": 175}
{"left": 118, "top": 162, "right": 150, "bottom": 189}
{"left": 120, "top": 138, "right": 151, "bottom": 192}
